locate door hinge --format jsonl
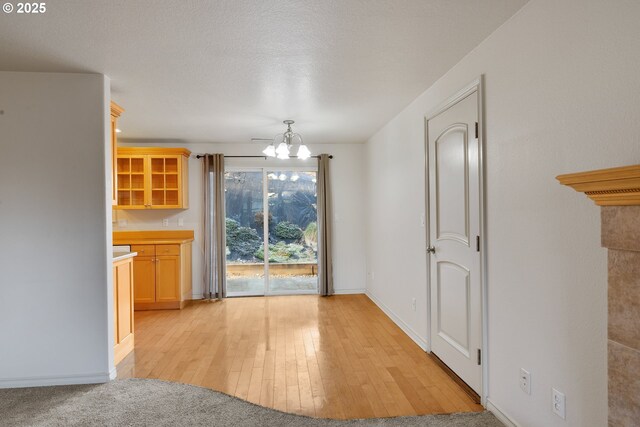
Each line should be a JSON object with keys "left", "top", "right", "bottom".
{"left": 477, "top": 349, "right": 482, "bottom": 365}
{"left": 476, "top": 235, "right": 480, "bottom": 252}
{"left": 475, "top": 122, "right": 479, "bottom": 139}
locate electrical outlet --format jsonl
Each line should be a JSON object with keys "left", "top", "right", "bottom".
{"left": 412, "top": 298, "right": 417, "bottom": 311}
{"left": 552, "top": 388, "right": 566, "bottom": 419}
{"left": 178, "top": 218, "right": 184, "bottom": 227}
{"left": 162, "top": 218, "right": 169, "bottom": 227}
{"left": 519, "top": 368, "right": 531, "bottom": 395}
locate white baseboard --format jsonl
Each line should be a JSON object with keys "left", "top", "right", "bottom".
{"left": 333, "top": 288, "right": 366, "bottom": 295}
{"left": 486, "top": 398, "right": 519, "bottom": 427}
{"left": 109, "top": 366, "right": 117, "bottom": 380}
{"left": 0, "top": 372, "right": 112, "bottom": 389}
{"left": 365, "top": 290, "right": 428, "bottom": 351}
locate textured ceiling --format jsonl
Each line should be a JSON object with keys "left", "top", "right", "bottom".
{"left": 0, "top": 0, "right": 528, "bottom": 144}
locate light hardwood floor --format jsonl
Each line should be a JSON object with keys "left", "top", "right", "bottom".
{"left": 116, "top": 294, "right": 483, "bottom": 419}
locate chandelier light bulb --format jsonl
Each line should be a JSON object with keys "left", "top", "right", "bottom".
{"left": 276, "top": 142, "right": 289, "bottom": 156}
{"left": 277, "top": 148, "right": 290, "bottom": 159}
{"left": 296, "top": 144, "right": 311, "bottom": 160}
{"left": 262, "top": 144, "right": 276, "bottom": 157}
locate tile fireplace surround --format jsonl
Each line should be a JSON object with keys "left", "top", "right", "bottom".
{"left": 558, "top": 165, "right": 640, "bottom": 426}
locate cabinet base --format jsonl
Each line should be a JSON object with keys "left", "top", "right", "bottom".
{"left": 134, "top": 300, "right": 190, "bottom": 311}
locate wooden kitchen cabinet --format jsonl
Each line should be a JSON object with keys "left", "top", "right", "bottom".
{"left": 155, "top": 254, "right": 181, "bottom": 302}
{"left": 113, "top": 230, "right": 194, "bottom": 310}
{"left": 131, "top": 243, "right": 191, "bottom": 310}
{"left": 110, "top": 101, "right": 124, "bottom": 206}
{"left": 116, "top": 147, "right": 190, "bottom": 210}
{"left": 113, "top": 254, "right": 134, "bottom": 364}
{"left": 114, "top": 231, "right": 194, "bottom": 310}
{"left": 132, "top": 255, "right": 155, "bottom": 304}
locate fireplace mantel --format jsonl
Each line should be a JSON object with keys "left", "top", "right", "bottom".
{"left": 558, "top": 164, "right": 640, "bottom": 426}
{"left": 556, "top": 164, "right": 640, "bottom": 206}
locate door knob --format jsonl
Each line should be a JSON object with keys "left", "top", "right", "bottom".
{"left": 427, "top": 246, "right": 436, "bottom": 254}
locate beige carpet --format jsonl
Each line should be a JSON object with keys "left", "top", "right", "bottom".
{"left": 0, "top": 379, "right": 504, "bottom": 426}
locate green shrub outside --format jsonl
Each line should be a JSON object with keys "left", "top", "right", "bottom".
{"left": 303, "top": 222, "right": 317, "bottom": 246}
{"left": 226, "top": 218, "right": 239, "bottom": 233}
{"left": 255, "top": 241, "right": 315, "bottom": 263}
{"left": 226, "top": 218, "right": 262, "bottom": 259}
{"left": 274, "top": 221, "right": 303, "bottom": 240}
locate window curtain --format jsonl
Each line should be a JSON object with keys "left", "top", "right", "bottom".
{"left": 202, "top": 154, "right": 226, "bottom": 300}
{"left": 317, "top": 154, "right": 334, "bottom": 296}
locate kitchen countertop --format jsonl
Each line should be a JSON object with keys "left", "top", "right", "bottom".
{"left": 113, "top": 230, "right": 195, "bottom": 245}
{"left": 112, "top": 251, "right": 138, "bottom": 263}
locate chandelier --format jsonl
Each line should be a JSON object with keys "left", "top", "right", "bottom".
{"left": 262, "top": 120, "right": 311, "bottom": 160}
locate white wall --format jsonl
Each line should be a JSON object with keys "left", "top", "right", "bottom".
{"left": 0, "top": 72, "right": 113, "bottom": 387}
{"left": 364, "top": 0, "right": 640, "bottom": 426}
{"left": 114, "top": 142, "right": 366, "bottom": 297}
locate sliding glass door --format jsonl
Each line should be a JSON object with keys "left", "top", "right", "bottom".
{"left": 224, "top": 171, "right": 266, "bottom": 296}
{"left": 225, "top": 168, "right": 318, "bottom": 297}
{"left": 266, "top": 170, "right": 318, "bottom": 294}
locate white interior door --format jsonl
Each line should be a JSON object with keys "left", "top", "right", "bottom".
{"left": 427, "top": 91, "right": 482, "bottom": 394}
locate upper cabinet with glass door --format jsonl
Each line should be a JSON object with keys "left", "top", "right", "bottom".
{"left": 116, "top": 147, "right": 190, "bottom": 209}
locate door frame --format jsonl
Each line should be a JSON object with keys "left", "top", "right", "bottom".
{"left": 224, "top": 166, "right": 319, "bottom": 297}
{"left": 424, "top": 76, "right": 488, "bottom": 405}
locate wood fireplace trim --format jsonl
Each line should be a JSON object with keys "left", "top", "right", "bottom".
{"left": 556, "top": 164, "right": 640, "bottom": 206}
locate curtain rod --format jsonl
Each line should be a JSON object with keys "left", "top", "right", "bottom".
{"left": 195, "top": 155, "right": 332, "bottom": 159}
